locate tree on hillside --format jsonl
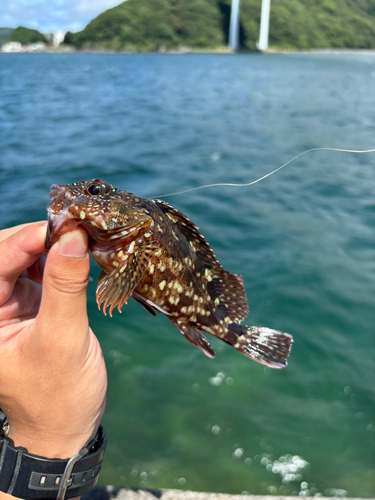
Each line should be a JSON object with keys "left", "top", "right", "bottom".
{"left": 10, "top": 26, "right": 48, "bottom": 45}
{"left": 63, "top": 0, "right": 224, "bottom": 50}
{"left": 63, "top": 0, "right": 375, "bottom": 51}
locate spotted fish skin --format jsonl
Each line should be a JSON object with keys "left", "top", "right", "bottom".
{"left": 46, "top": 179, "right": 293, "bottom": 368}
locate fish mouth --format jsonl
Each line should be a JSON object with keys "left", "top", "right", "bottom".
{"left": 47, "top": 184, "right": 71, "bottom": 209}
{"left": 45, "top": 212, "right": 56, "bottom": 249}
{"left": 45, "top": 184, "right": 80, "bottom": 249}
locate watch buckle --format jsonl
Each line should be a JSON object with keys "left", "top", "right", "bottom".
{"left": 57, "top": 447, "right": 89, "bottom": 500}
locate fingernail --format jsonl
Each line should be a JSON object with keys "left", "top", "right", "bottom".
{"left": 58, "top": 231, "right": 88, "bottom": 257}
{"left": 37, "top": 224, "right": 48, "bottom": 242}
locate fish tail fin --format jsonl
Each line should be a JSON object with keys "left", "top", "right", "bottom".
{"left": 227, "top": 324, "right": 293, "bottom": 369}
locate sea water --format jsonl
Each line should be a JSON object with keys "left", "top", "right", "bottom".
{"left": 0, "top": 52, "right": 374, "bottom": 497}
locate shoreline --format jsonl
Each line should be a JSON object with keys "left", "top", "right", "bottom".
{"left": 3, "top": 46, "right": 375, "bottom": 55}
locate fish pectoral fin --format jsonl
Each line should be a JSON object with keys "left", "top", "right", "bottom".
{"left": 97, "top": 270, "right": 107, "bottom": 283}
{"left": 172, "top": 322, "right": 216, "bottom": 359}
{"left": 96, "top": 238, "right": 158, "bottom": 316}
{"left": 227, "top": 325, "right": 293, "bottom": 369}
{"left": 96, "top": 270, "right": 130, "bottom": 317}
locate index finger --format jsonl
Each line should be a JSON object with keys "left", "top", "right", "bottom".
{"left": 0, "top": 221, "right": 46, "bottom": 244}
{"left": 0, "top": 223, "right": 47, "bottom": 306}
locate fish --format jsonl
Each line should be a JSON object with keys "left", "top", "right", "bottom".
{"left": 45, "top": 179, "right": 293, "bottom": 368}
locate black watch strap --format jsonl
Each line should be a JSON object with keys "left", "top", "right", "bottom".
{"left": 0, "top": 419, "right": 106, "bottom": 500}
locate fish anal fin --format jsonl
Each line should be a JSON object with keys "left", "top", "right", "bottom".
{"left": 172, "top": 321, "right": 215, "bottom": 358}
{"left": 226, "top": 325, "right": 293, "bottom": 369}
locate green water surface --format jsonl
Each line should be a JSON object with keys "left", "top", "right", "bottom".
{"left": 1, "top": 52, "right": 374, "bottom": 497}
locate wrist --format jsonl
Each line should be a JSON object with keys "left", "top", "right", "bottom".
{"left": 7, "top": 425, "right": 98, "bottom": 460}
{"left": 0, "top": 420, "right": 106, "bottom": 500}
{"left": 0, "top": 492, "right": 18, "bottom": 500}
{"left": 2, "top": 399, "right": 105, "bottom": 460}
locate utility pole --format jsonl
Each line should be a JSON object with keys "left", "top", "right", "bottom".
{"left": 257, "top": 0, "right": 271, "bottom": 51}
{"left": 228, "top": 0, "right": 241, "bottom": 51}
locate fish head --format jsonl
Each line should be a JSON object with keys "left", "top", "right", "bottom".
{"left": 45, "top": 179, "right": 147, "bottom": 249}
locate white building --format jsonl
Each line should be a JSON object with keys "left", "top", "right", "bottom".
{"left": 28, "top": 42, "right": 46, "bottom": 51}
{"left": 2, "top": 41, "right": 23, "bottom": 52}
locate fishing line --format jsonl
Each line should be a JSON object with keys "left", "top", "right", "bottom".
{"left": 155, "top": 147, "right": 375, "bottom": 198}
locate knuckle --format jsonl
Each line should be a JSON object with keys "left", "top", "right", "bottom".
{"left": 48, "top": 274, "right": 89, "bottom": 296}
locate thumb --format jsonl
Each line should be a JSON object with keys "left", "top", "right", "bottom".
{"left": 36, "top": 229, "right": 90, "bottom": 345}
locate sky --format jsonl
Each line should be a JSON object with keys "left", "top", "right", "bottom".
{"left": 0, "top": 0, "right": 126, "bottom": 33}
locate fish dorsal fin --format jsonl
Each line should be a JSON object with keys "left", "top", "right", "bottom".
{"left": 208, "top": 270, "right": 249, "bottom": 323}
{"left": 96, "top": 237, "right": 158, "bottom": 316}
{"left": 153, "top": 199, "right": 220, "bottom": 267}
{"left": 154, "top": 199, "right": 248, "bottom": 322}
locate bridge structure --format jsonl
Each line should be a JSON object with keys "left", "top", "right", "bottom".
{"left": 228, "top": 0, "right": 271, "bottom": 51}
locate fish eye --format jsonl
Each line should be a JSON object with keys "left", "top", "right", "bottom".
{"left": 85, "top": 180, "right": 108, "bottom": 196}
{"left": 87, "top": 184, "right": 101, "bottom": 195}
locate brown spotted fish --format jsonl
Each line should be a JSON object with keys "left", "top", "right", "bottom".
{"left": 46, "top": 179, "right": 293, "bottom": 368}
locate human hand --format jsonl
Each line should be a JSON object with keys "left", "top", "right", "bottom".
{"left": 0, "top": 222, "right": 107, "bottom": 459}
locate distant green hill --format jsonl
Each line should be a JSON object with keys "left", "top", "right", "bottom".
{"left": 250, "top": 0, "right": 375, "bottom": 50}
{"left": 0, "top": 27, "right": 14, "bottom": 42}
{"left": 65, "top": 0, "right": 224, "bottom": 50}
{"left": 64, "top": 0, "right": 225, "bottom": 50}
{"left": 64, "top": 0, "right": 375, "bottom": 51}
{"left": 10, "top": 26, "right": 47, "bottom": 45}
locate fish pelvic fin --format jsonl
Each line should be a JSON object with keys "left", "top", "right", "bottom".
{"left": 227, "top": 324, "right": 293, "bottom": 369}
